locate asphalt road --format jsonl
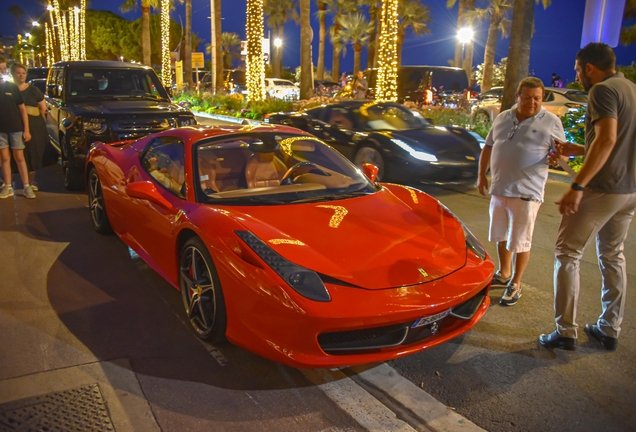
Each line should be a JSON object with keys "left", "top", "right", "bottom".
{"left": 389, "top": 180, "right": 636, "bottom": 432}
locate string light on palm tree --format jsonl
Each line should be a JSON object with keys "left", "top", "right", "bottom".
{"left": 161, "top": 0, "right": 171, "bottom": 88}
{"left": 375, "top": 0, "right": 398, "bottom": 101}
{"left": 246, "top": 0, "right": 265, "bottom": 103}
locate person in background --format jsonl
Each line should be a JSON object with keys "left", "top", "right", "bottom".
{"left": 352, "top": 70, "right": 368, "bottom": 99}
{"left": 340, "top": 72, "right": 347, "bottom": 89}
{"left": 0, "top": 57, "right": 33, "bottom": 199}
{"left": 551, "top": 73, "right": 564, "bottom": 88}
{"left": 539, "top": 43, "right": 636, "bottom": 351}
{"left": 477, "top": 77, "right": 566, "bottom": 307}
{"left": 11, "top": 63, "right": 48, "bottom": 192}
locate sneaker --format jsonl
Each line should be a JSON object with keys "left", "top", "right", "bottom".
{"left": 500, "top": 282, "right": 522, "bottom": 306}
{"left": 23, "top": 185, "right": 36, "bottom": 199}
{"left": 30, "top": 181, "right": 38, "bottom": 191}
{"left": 491, "top": 271, "right": 511, "bottom": 287}
{"left": 0, "top": 185, "right": 14, "bottom": 199}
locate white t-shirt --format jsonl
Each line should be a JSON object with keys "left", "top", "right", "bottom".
{"left": 486, "top": 107, "right": 566, "bottom": 202}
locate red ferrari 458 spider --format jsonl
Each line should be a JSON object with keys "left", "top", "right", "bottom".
{"left": 86, "top": 124, "right": 494, "bottom": 368}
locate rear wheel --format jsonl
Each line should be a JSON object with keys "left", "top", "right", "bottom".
{"left": 88, "top": 167, "right": 113, "bottom": 234}
{"left": 180, "top": 237, "right": 227, "bottom": 342}
{"left": 62, "top": 139, "right": 84, "bottom": 191}
{"left": 473, "top": 110, "right": 492, "bottom": 127}
{"left": 354, "top": 146, "right": 386, "bottom": 181}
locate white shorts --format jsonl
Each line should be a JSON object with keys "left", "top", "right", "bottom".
{"left": 489, "top": 195, "right": 541, "bottom": 253}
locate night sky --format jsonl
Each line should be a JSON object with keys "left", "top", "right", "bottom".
{"left": 3, "top": 0, "right": 636, "bottom": 86}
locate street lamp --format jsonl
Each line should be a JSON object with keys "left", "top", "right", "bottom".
{"left": 32, "top": 21, "right": 40, "bottom": 27}
{"left": 457, "top": 27, "right": 473, "bottom": 44}
{"left": 274, "top": 37, "right": 282, "bottom": 48}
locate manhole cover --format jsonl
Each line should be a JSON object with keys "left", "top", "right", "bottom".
{"left": 0, "top": 383, "right": 115, "bottom": 431}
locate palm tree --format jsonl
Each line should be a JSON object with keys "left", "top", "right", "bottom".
{"left": 300, "top": 0, "right": 312, "bottom": 98}
{"left": 8, "top": 5, "right": 25, "bottom": 35}
{"left": 336, "top": 13, "right": 374, "bottom": 74}
{"left": 327, "top": 0, "right": 358, "bottom": 81}
{"left": 447, "top": 0, "right": 467, "bottom": 68}
{"left": 220, "top": 32, "right": 241, "bottom": 69}
{"left": 397, "top": 0, "right": 431, "bottom": 65}
{"left": 358, "top": 0, "right": 380, "bottom": 70}
{"left": 184, "top": 0, "right": 192, "bottom": 86}
{"left": 120, "top": 0, "right": 160, "bottom": 66}
{"left": 501, "top": 0, "right": 551, "bottom": 110}
{"left": 466, "top": 0, "right": 512, "bottom": 91}
{"left": 621, "top": 0, "right": 636, "bottom": 44}
{"left": 316, "top": 0, "right": 328, "bottom": 80}
{"left": 264, "top": 0, "right": 299, "bottom": 78}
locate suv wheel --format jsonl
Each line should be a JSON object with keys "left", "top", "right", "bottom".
{"left": 62, "top": 139, "right": 84, "bottom": 191}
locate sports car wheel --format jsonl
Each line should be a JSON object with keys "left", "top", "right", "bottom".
{"left": 180, "top": 237, "right": 227, "bottom": 342}
{"left": 354, "top": 146, "right": 385, "bottom": 181}
{"left": 62, "top": 139, "right": 84, "bottom": 191}
{"left": 88, "top": 167, "right": 113, "bottom": 235}
{"left": 473, "top": 110, "right": 491, "bottom": 127}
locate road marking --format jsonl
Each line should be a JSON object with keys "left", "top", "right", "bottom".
{"left": 199, "top": 340, "right": 228, "bottom": 366}
{"left": 302, "top": 368, "right": 416, "bottom": 432}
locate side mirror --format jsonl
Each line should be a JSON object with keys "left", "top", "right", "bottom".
{"left": 361, "top": 163, "right": 379, "bottom": 182}
{"left": 126, "top": 181, "right": 175, "bottom": 212}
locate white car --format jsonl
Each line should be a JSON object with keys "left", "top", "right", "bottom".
{"left": 264, "top": 78, "right": 300, "bottom": 101}
{"left": 471, "top": 86, "right": 588, "bottom": 123}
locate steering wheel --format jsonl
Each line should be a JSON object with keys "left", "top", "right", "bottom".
{"left": 281, "top": 162, "right": 331, "bottom": 185}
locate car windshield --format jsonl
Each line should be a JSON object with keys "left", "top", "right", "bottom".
{"left": 356, "top": 103, "right": 429, "bottom": 131}
{"left": 564, "top": 91, "right": 588, "bottom": 103}
{"left": 196, "top": 133, "right": 377, "bottom": 205}
{"left": 67, "top": 68, "right": 169, "bottom": 100}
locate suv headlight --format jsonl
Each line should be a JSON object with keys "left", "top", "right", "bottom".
{"left": 236, "top": 231, "right": 331, "bottom": 302}
{"left": 84, "top": 118, "right": 107, "bottom": 134}
{"left": 179, "top": 117, "right": 196, "bottom": 126}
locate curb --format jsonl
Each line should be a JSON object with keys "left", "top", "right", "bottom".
{"left": 548, "top": 168, "right": 572, "bottom": 183}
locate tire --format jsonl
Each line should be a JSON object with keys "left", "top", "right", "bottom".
{"left": 180, "top": 237, "right": 227, "bottom": 342}
{"left": 87, "top": 167, "right": 113, "bottom": 235}
{"left": 354, "top": 146, "right": 386, "bottom": 181}
{"left": 62, "top": 139, "right": 84, "bottom": 191}
{"left": 473, "top": 110, "right": 492, "bottom": 127}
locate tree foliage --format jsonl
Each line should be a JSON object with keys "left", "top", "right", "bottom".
{"left": 473, "top": 57, "right": 507, "bottom": 88}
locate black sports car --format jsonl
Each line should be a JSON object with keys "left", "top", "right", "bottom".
{"left": 264, "top": 101, "right": 482, "bottom": 184}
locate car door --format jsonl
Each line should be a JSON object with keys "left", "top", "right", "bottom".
{"left": 45, "top": 67, "right": 63, "bottom": 152}
{"left": 124, "top": 136, "right": 186, "bottom": 279}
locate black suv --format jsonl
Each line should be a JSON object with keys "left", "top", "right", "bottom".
{"left": 45, "top": 60, "right": 196, "bottom": 190}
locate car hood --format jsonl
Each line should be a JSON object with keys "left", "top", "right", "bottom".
{"left": 389, "top": 127, "right": 480, "bottom": 158}
{"left": 228, "top": 188, "right": 466, "bottom": 289}
{"left": 65, "top": 100, "right": 190, "bottom": 116}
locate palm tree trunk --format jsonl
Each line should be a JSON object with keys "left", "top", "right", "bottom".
{"left": 373, "top": 13, "right": 380, "bottom": 67}
{"left": 461, "top": 0, "right": 475, "bottom": 79}
{"left": 481, "top": 15, "right": 500, "bottom": 92}
{"left": 317, "top": 0, "right": 326, "bottom": 80}
{"left": 215, "top": 0, "right": 223, "bottom": 91}
{"left": 273, "top": 25, "right": 281, "bottom": 78}
{"left": 141, "top": 5, "right": 151, "bottom": 66}
{"left": 397, "top": 28, "right": 404, "bottom": 66}
{"left": 353, "top": 43, "right": 361, "bottom": 74}
{"left": 278, "top": 25, "right": 285, "bottom": 78}
{"left": 367, "top": 3, "right": 377, "bottom": 69}
{"left": 300, "top": 0, "right": 313, "bottom": 99}
{"left": 454, "top": 0, "right": 467, "bottom": 67}
{"left": 185, "top": 0, "right": 193, "bottom": 86}
{"left": 332, "top": 47, "right": 341, "bottom": 81}
{"left": 501, "top": 0, "right": 534, "bottom": 111}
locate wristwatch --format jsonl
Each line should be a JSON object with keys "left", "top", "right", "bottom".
{"left": 571, "top": 182, "right": 586, "bottom": 191}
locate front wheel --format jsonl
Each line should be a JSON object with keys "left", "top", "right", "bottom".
{"left": 180, "top": 237, "right": 227, "bottom": 342}
{"left": 88, "top": 167, "right": 113, "bottom": 235}
{"left": 62, "top": 140, "right": 84, "bottom": 191}
{"left": 354, "top": 146, "right": 386, "bottom": 181}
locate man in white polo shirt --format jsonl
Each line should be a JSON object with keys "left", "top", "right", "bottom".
{"left": 478, "top": 77, "right": 566, "bottom": 306}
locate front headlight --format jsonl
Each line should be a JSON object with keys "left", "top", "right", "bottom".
{"left": 179, "top": 117, "right": 196, "bottom": 126}
{"left": 235, "top": 231, "right": 331, "bottom": 302}
{"left": 84, "top": 118, "right": 108, "bottom": 134}
{"left": 391, "top": 139, "right": 438, "bottom": 162}
{"left": 463, "top": 225, "right": 487, "bottom": 261}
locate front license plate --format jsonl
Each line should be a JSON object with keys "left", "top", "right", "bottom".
{"left": 411, "top": 310, "right": 450, "bottom": 328}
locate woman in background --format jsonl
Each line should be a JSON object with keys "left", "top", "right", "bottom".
{"left": 11, "top": 63, "right": 48, "bottom": 191}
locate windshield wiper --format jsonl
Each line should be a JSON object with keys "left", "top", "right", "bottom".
{"left": 290, "top": 191, "right": 372, "bottom": 204}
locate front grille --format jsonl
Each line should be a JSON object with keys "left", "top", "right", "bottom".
{"left": 318, "top": 288, "right": 487, "bottom": 355}
{"left": 115, "top": 118, "right": 176, "bottom": 132}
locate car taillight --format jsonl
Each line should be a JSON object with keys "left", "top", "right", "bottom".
{"left": 565, "top": 103, "right": 582, "bottom": 108}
